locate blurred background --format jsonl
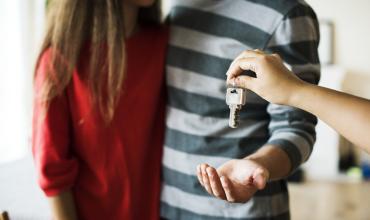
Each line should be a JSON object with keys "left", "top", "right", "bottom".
{"left": 0, "top": 0, "right": 370, "bottom": 219}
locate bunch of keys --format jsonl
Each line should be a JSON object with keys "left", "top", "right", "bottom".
{"left": 226, "top": 87, "right": 247, "bottom": 128}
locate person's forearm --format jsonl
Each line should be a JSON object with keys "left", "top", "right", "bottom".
{"left": 49, "top": 191, "right": 78, "bottom": 220}
{"left": 245, "top": 145, "right": 291, "bottom": 180}
{"left": 291, "top": 83, "right": 370, "bottom": 153}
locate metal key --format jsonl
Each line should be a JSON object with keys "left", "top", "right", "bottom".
{"left": 226, "top": 87, "right": 247, "bottom": 128}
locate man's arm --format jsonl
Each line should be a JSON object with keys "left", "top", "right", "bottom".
{"left": 197, "top": 3, "right": 320, "bottom": 203}
{"left": 262, "top": 3, "right": 320, "bottom": 175}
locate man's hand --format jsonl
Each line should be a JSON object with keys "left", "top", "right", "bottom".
{"left": 196, "top": 159, "right": 269, "bottom": 203}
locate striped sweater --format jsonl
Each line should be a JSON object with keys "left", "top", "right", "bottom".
{"left": 161, "top": 0, "right": 320, "bottom": 219}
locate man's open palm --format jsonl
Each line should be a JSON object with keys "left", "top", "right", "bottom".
{"left": 197, "top": 159, "right": 269, "bottom": 203}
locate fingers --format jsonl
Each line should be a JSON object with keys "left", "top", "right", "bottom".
{"left": 226, "top": 57, "right": 258, "bottom": 83}
{"left": 239, "top": 49, "right": 265, "bottom": 59}
{"left": 253, "top": 49, "right": 264, "bottom": 54}
{"left": 196, "top": 165, "right": 204, "bottom": 186}
{"left": 200, "top": 164, "right": 214, "bottom": 195}
{"left": 206, "top": 167, "right": 226, "bottom": 200}
{"left": 226, "top": 57, "right": 258, "bottom": 88}
{"left": 198, "top": 164, "right": 227, "bottom": 200}
{"left": 220, "top": 176, "right": 237, "bottom": 203}
{"left": 226, "top": 50, "right": 282, "bottom": 84}
{"left": 226, "top": 50, "right": 264, "bottom": 79}
{"left": 197, "top": 162, "right": 268, "bottom": 203}
{"left": 271, "top": 53, "right": 282, "bottom": 60}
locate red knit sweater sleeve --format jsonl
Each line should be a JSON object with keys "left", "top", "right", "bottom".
{"left": 32, "top": 49, "right": 79, "bottom": 196}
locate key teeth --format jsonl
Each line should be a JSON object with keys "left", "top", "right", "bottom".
{"left": 229, "top": 121, "right": 238, "bottom": 128}
{"left": 229, "top": 106, "right": 241, "bottom": 128}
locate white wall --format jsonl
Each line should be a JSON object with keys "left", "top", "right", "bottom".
{"left": 305, "top": 0, "right": 370, "bottom": 179}
{"left": 307, "top": 0, "right": 370, "bottom": 98}
{"left": 0, "top": 0, "right": 45, "bottom": 163}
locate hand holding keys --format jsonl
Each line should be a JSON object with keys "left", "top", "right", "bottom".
{"left": 226, "top": 87, "right": 247, "bottom": 128}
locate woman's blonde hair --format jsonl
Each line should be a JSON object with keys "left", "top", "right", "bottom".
{"left": 36, "top": 0, "right": 161, "bottom": 122}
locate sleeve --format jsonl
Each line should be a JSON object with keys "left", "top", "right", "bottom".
{"left": 263, "top": 3, "right": 321, "bottom": 173}
{"left": 32, "top": 50, "right": 79, "bottom": 196}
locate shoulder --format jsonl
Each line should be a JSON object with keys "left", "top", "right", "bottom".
{"left": 36, "top": 48, "right": 53, "bottom": 71}
{"left": 252, "top": 0, "right": 316, "bottom": 17}
{"left": 36, "top": 47, "right": 72, "bottom": 76}
{"left": 259, "top": 0, "right": 319, "bottom": 39}
{"left": 35, "top": 46, "right": 78, "bottom": 80}
{"left": 34, "top": 48, "right": 55, "bottom": 83}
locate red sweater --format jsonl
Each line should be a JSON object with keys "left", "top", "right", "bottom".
{"left": 32, "top": 27, "right": 168, "bottom": 220}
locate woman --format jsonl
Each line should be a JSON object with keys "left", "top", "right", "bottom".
{"left": 32, "top": 0, "right": 167, "bottom": 219}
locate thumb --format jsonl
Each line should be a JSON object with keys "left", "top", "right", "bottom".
{"left": 252, "top": 168, "right": 269, "bottom": 190}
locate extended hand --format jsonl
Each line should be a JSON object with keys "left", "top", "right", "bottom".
{"left": 196, "top": 159, "right": 269, "bottom": 203}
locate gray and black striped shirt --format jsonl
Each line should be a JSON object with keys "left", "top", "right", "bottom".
{"left": 161, "top": 0, "right": 320, "bottom": 219}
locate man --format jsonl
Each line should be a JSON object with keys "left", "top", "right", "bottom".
{"left": 161, "top": 0, "right": 320, "bottom": 219}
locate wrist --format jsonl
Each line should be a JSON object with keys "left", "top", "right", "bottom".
{"left": 286, "top": 79, "right": 309, "bottom": 107}
{"left": 244, "top": 156, "right": 271, "bottom": 182}
{"left": 244, "top": 145, "right": 292, "bottom": 180}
